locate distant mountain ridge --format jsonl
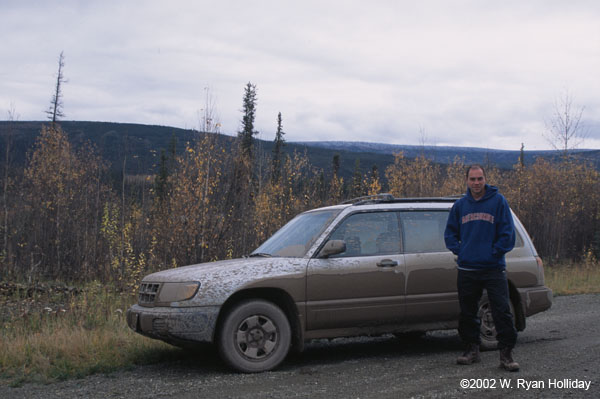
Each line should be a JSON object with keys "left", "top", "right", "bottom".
{"left": 1, "top": 121, "right": 599, "bottom": 180}
{"left": 295, "top": 140, "right": 600, "bottom": 169}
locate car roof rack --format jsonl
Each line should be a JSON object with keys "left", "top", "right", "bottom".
{"left": 341, "top": 193, "right": 463, "bottom": 206}
{"left": 341, "top": 193, "right": 396, "bottom": 204}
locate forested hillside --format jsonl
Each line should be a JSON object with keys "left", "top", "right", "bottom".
{"left": 3, "top": 121, "right": 599, "bottom": 179}
{"left": 0, "top": 121, "right": 396, "bottom": 181}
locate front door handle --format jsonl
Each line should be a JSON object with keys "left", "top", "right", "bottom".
{"left": 377, "top": 259, "right": 398, "bottom": 267}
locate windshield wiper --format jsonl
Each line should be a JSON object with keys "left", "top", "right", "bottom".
{"left": 247, "top": 253, "right": 272, "bottom": 258}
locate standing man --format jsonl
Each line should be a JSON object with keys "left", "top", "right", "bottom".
{"left": 444, "top": 164, "right": 519, "bottom": 371}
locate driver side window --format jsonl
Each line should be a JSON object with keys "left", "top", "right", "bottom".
{"left": 329, "top": 212, "right": 402, "bottom": 257}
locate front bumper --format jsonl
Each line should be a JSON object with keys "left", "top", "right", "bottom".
{"left": 126, "top": 304, "right": 220, "bottom": 344}
{"left": 517, "top": 286, "right": 553, "bottom": 317}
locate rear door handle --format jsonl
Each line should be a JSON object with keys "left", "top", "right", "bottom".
{"left": 377, "top": 259, "right": 398, "bottom": 267}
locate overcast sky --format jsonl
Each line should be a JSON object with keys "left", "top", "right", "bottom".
{"left": 2, "top": 0, "right": 599, "bottom": 150}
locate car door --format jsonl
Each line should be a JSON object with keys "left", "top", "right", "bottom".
{"left": 306, "top": 210, "right": 406, "bottom": 331}
{"left": 401, "top": 210, "right": 460, "bottom": 323}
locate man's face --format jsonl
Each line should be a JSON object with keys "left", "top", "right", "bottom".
{"left": 467, "top": 168, "right": 486, "bottom": 198}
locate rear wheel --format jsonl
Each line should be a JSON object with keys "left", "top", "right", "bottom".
{"left": 478, "top": 295, "right": 515, "bottom": 351}
{"left": 218, "top": 299, "right": 291, "bottom": 373}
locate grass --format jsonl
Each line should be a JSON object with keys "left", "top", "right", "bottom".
{"left": 0, "top": 282, "right": 181, "bottom": 387}
{"left": 1, "top": 260, "right": 599, "bottom": 386}
{"left": 544, "top": 258, "right": 600, "bottom": 296}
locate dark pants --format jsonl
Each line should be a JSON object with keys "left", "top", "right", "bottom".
{"left": 457, "top": 268, "right": 517, "bottom": 349}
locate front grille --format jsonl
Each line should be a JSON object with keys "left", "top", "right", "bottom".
{"left": 138, "top": 282, "right": 161, "bottom": 306}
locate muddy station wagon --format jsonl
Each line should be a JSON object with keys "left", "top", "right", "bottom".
{"left": 127, "top": 195, "right": 552, "bottom": 372}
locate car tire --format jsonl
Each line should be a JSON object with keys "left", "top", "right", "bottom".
{"left": 218, "top": 299, "right": 291, "bottom": 373}
{"left": 478, "top": 295, "right": 516, "bottom": 351}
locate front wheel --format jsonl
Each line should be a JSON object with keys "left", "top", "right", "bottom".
{"left": 218, "top": 299, "right": 291, "bottom": 373}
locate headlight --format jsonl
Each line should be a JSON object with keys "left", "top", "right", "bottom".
{"left": 157, "top": 282, "right": 200, "bottom": 303}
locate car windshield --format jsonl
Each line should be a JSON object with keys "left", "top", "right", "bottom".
{"left": 252, "top": 209, "right": 341, "bottom": 258}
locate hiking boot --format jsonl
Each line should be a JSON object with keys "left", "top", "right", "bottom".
{"left": 499, "top": 347, "right": 520, "bottom": 371}
{"left": 457, "top": 343, "right": 480, "bottom": 365}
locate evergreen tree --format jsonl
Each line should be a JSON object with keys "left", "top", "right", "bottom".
{"left": 351, "top": 158, "right": 363, "bottom": 198}
{"left": 519, "top": 143, "right": 525, "bottom": 169}
{"left": 46, "top": 51, "right": 67, "bottom": 125}
{"left": 316, "top": 170, "right": 326, "bottom": 202}
{"left": 238, "top": 82, "right": 258, "bottom": 158}
{"left": 153, "top": 133, "right": 178, "bottom": 204}
{"left": 154, "top": 149, "right": 169, "bottom": 203}
{"left": 332, "top": 153, "right": 340, "bottom": 176}
{"left": 271, "top": 112, "right": 286, "bottom": 183}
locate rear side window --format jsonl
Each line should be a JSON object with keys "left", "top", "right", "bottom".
{"left": 401, "top": 211, "right": 449, "bottom": 253}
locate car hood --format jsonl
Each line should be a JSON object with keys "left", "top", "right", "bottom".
{"left": 142, "top": 257, "right": 307, "bottom": 306}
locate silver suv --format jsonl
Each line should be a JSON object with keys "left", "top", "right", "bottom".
{"left": 127, "top": 195, "right": 552, "bottom": 372}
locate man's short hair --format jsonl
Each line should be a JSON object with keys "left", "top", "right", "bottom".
{"left": 466, "top": 164, "right": 486, "bottom": 179}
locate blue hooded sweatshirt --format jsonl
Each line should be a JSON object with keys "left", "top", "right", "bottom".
{"left": 444, "top": 184, "right": 516, "bottom": 270}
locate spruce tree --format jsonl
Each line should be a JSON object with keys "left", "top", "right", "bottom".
{"left": 351, "top": 158, "right": 362, "bottom": 197}
{"left": 271, "top": 112, "right": 285, "bottom": 183}
{"left": 46, "top": 51, "right": 67, "bottom": 125}
{"left": 238, "top": 82, "right": 258, "bottom": 158}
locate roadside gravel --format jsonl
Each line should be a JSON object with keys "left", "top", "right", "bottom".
{"left": 2, "top": 294, "right": 598, "bottom": 398}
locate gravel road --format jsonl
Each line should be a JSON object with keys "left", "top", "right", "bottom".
{"left": 2, "top": 294, "right": 598, "bottom": 399}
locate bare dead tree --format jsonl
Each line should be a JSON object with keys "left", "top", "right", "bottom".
{"left": 198, "top": 86, "right": 222, "bottom": 134}
{"left": 46, "top": 51, "right": 67, "bottom": 125}
{"left": 544, "top": 89, "right": 587, "bottom": 157}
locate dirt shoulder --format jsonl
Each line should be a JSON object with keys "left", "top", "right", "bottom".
{"left": 2, "top": 294, "right": 598, "bottom": 398}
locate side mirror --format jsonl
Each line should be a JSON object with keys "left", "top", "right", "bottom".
{"left": 318, "top": 240, "right": 346, "bottom": 258}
